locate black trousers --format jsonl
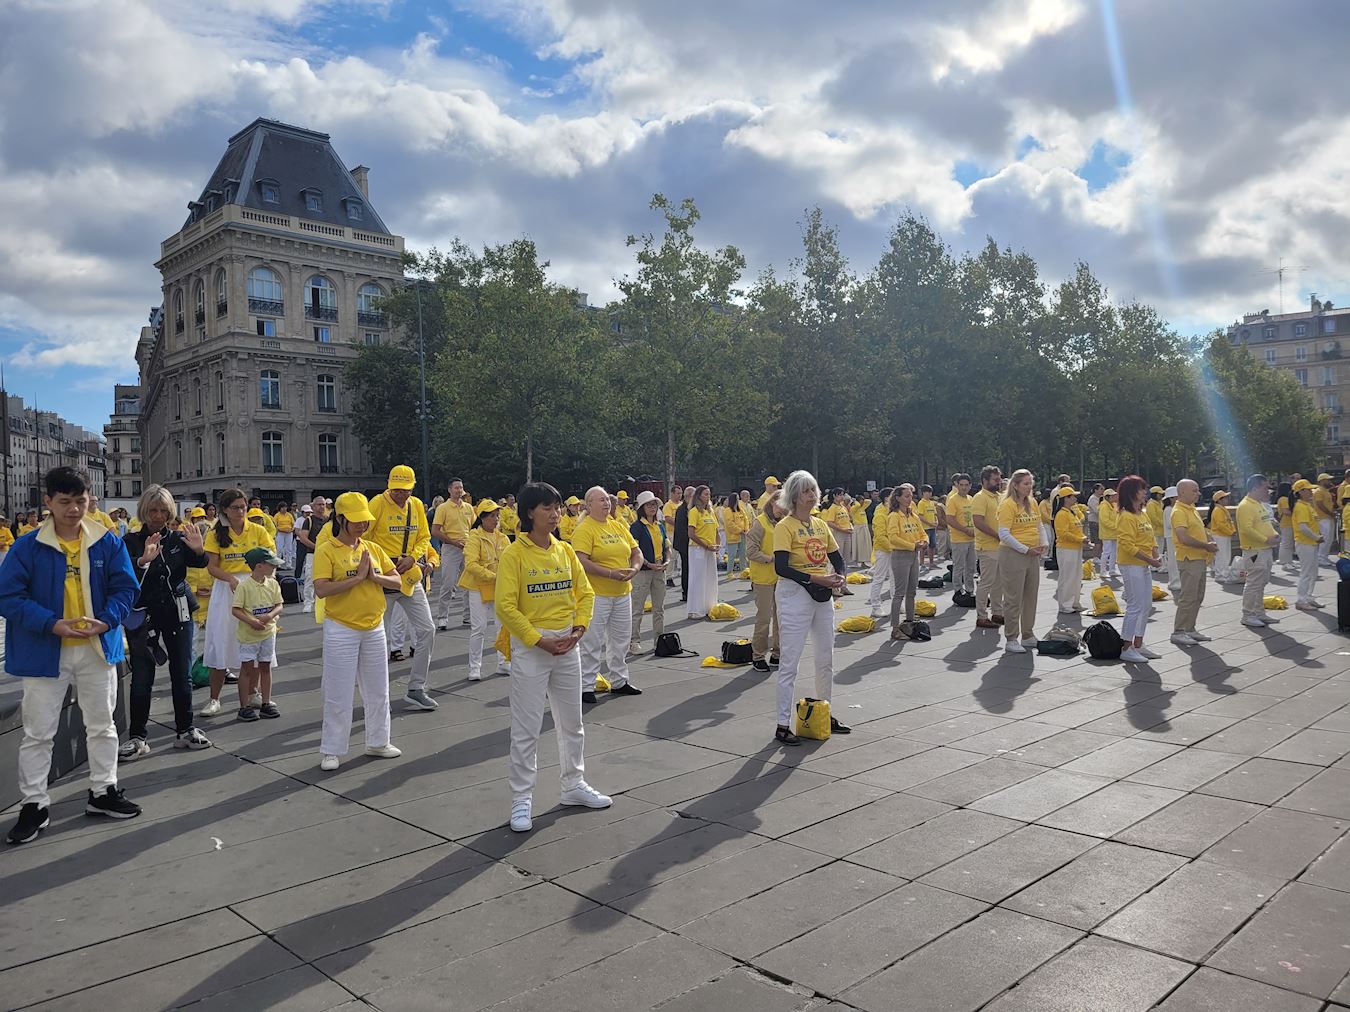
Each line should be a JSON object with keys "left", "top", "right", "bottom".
{"left": 128, "top": 620, "right": 197, "bottom": 738}
{"left": 678, "top": 546, "right": 690, "bottom": 599}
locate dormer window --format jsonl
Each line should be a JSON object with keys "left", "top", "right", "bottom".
{"left": 344, "top": 198, "right": 364, "bottom": 221}
{"left": 258, "top": 179, "right": 280, "bottom": 204}
{"left": 302, "top": 188, "right": 323, "bottom": 213}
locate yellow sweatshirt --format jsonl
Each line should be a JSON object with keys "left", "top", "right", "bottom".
{"left": 495, "top": 535, "right": 595, "bottom": 647}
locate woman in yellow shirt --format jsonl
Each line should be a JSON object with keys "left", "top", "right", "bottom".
{"left": 1052, "top": 490, "right": 1089, "bottom": 613}
{"left": 1098, "top": 489, "right": 1120, "bottom": 577}
{"left": 1291, "top": 480, "right": 1323, "bottom": 609}
{"left": 849, "top": 494, "right": 872, "bottom": 569}
{"left": 495, "top": 481, "right": 607, "bottom": 833}
{"left": 996, "top": 469, "right": 1046, "bottom": 652}
{"left": 313, "top": 492, "right": 404, "bottom": 771}
{"left": 0, "top": 516, "right": 12, "bottom": 565}
{"left": 559, "top": 496, "right": 583, "bottom": 543}
{"left": 824, "top": 488, "right": 853, "bottom": 567}
{"left": 1275, "top": 483, "right": 1295, "bottom": 570}
{"left": 1208, "top": 490, "right": 1236, "bottom": 582}
{"left": 1038, "top": 495, "right": 1054, "bottom": 554}
{"left": 1115, "top": 476, "right": 1164, "bottom": 663}
{"left": 16, "top": 511, "right": 35, "bottom": 537}
{"left": 867, "top": 488, "right": 893, "bottom": 617}
{"left": 459, "top": 500, "right": 511, "bottom": 680}
{"left": 724, "top": 493, "right": 751, "bottom": 573}
{"left": 200, "top": 488, "right": 277, "bottom": 717}
{"left": 885, "top": 484, "right": 926, "bottom": 638}
{"left": 686, "top": 485, "right": 720, "bottom": 620}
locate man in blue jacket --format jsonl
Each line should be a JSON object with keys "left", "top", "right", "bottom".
{"left": 0, "top": 467, "right": 141, "bottom": 844}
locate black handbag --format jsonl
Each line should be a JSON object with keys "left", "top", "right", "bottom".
{"left": 655, "top": 632, "right": 695, "bottom": 658}
{"left": 721, "top": 639, "right": 753, "bottom": 664}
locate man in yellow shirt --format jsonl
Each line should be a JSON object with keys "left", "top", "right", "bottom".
{"left": 431, "top": 478, "right": 475, "bottom": 629}
{"left": 572, "top": 486, "right": 644, "bottom": 703}
{"left": 1170, "top": 479, "right": 1217, "bottom": 646}
{"left": 945, "top": 473, "right": 976, "bottom": 596}
{"left": 970, "top": 465, "right": 1004, "bottom": 628}
{"left": 1145, "top": 487, "right": 1165, "bottom": 569}
{"left": 914, "top": 485, "right": 938, "bottom": 569}
{"left": 273, "top": 503, "right": 296, "bottom": 568}
{"left": 498, "top": 494, "right": 520, "bottom": 540}
{"left": 1315, "top": 473, "right": 1337, "bottom": 564}
{"left": 86, "top": 495, "right": 118, "bottom": 534}
{"left": 246, "top": 503, "right": 277, "bottom": 539}
{"left": 756, "top": 475, "right": 782, "bottom": 510}
{"left": 1236, "top": 473, "right": 1283, "bottom": 628}
{"left": 615, "top": 490, "right": 637, "bottom": 526}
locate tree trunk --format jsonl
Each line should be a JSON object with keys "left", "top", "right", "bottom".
{"left": 811, "top": 438, "right": 819, "bottom": 478}
{"left": 666, "top": 427, "right": 675, "bottom": 489}
{"left": 525, "top": 431, "right": 533, "bottom": 483}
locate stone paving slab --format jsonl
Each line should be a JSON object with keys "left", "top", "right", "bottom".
{"left": 7, "top": 570, "right": 1350, "bottom": 1009}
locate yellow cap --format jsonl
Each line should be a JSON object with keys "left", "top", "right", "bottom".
{"left": 1212, "top": 490, "right": 1230, "bottom": 500}
{"left": 189, "top": 507, "right": 206, "bottom": 518}
{"left": 765, "top": 476, "right": 781, "bottom": 486}
{"left": 476, "top": 499, "right": 501, "bottom": 517}
{"left": 335, "top": 491, "right": 375, "bottom": 523}
{"left": 1104, "top": 489, "right": 1117, "bottom": 497}
{"left": 388, "top": 464, "right": 416, "bottom": 490}
{"left": 1149, "top": 486, "right": 1164, "bottom": 494}
{"left": 1293, "top": 478, "right": 1314, "bottom": 493}
{"left": 1318, "top": 472, "right": 1334, "bottom": 482}
{"left": 1058, "top": 488, "right": 1080, "bottom": 498}
{"left": 565, "top": 495, "right": 581, "bottom": 506}
{"left": 617, "top": 490, "right": 629, "bottom": 500}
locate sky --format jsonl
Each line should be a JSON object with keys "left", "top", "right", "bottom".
{"left": 2, "top": 0, "right": 1348, "bottom": 433}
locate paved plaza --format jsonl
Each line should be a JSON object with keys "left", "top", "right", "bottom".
{"left": 3, "top": 565, "right": 1350, "bottom": 1011}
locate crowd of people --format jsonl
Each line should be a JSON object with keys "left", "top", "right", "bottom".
{"left": 2, "top": 460, "right": 1346, "bottom": 844}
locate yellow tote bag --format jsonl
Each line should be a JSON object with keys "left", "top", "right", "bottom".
{"left": 1082, "top": 560, "right": 1094, "bottom": 579}
{"left": 1090, "top": 584, "right": 1120, "bottom": 616}
{"left": 795, "top": 697, "right": 832, "bottom": 740}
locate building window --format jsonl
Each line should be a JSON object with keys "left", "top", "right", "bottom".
{"left": 194, "top": 436, "right": 203, "bottom": 477}
{"left": 319, "top": 433, "right": 339, "bottom": 473}
{"left": 217, "top": 431, "right": 226, "bottom": 474}
{"left": 174, "top": 290, "right": 184, "bottom": 334}
{"left": 1294, "top": 322, "right": 1309, "bottom": 337}
{"left": 175, "top": 441, "right": 183, "bottom": 479}
{"left": 1263, "top": 325, "right": 1276, "bottom": 340}
{"left": 314, "top": 326, "right": 330, "bottom": 343}
{"left": 1296, "top": 368, "right": 1309, "bottom": 387}
{"left": 262, "top": 431, "right": 284, "bottom": 472}
{"left": 256, "top": 319, "right": 277, "bottom": 337}
{"left": 260, "top": 369, "right": 281, "bottom": 409}
{"left": 1329, "top": 424, "right": 1341, "bottom": 444}
{"left": 1265, "top": 349, "right": 1277, "bottom": 365}
{"left": 1325, "top": 392, "right": 1339, "bottom": 410}
{"left": 112, "top": 437, "right": 121, "bottom": 453}
{"left": 215, "top": 371, "right": 224, "bottom": 410}
{"left": 131, "top": 436, "right": 140, "bottom": 453}
{"left": 357, "top": 282, "right": 385, "bottom": 327}
{"left": 306, "top": 275, "right": 337, "bottom": 321}
{"left": 345, "top": 199, "right": 363, "bottom": 221}
{"left": 1325, "top": 318, "right": 1337, "bottom": 335}
{"left": 259, "top": 179, "right": 280, "bottom": 204}
{"left": 132, "top": 480, "right": 141, "bottom": 495}
{"left": 364, "top": 331, "right": 380, "bottom": 346}
{"left": 1323, "top": 366, "right": 1336, "bottom": 386}
{"left": 113, "top": 481, "right": 122, "bottom": 498}
{"left": 317, "top": 374, "right": 336, "bottom": 412}
{"left": 194, "top": 378, "right": 202, "bottom": 415}
{"left": 193, "top": 280, "right": 206, "bottom": 328}
{"left": 131, "top": 459, "right": 141, "bottom": 474}
{"left": 215, "top": 269, "right": 228, "bottom": 317}
{"left": 247, "top": 266, "right": 284, "bottom": 315}
{"left": 174, "top": 383, "right": 182, "bottom": 420}
{"left": 1240, "top": 328, "right": 1250, "bottom": 341}
{"left": 302, "top": 189, "right": 323, "bottom": 213}
{"left": 1295, "top": 346, "right": 1307, "bottom": 362}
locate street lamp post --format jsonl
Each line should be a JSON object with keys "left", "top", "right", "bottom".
{"left": 414, "top": 279, "right": 431, "bottom": 504}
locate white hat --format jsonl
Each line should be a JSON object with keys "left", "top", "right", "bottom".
{"left": 635, "top": 490, "right": 659, "bottom": 508}
{"left": 301, "top": 504, "right": 313, "bottom": 513}
{"left": 1164, "top": 486, "right": 1178, "bottom": 498}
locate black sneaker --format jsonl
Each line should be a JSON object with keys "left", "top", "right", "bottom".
{"left": 769, "top": 655, "right": 780, "bottom": 667}
{"left": 611, "top": 682, "right": 643, "bottom": 696}
{"left": 6, "top": 803, "right": 49, "bottom": 844}
{"left": 752, "top": 658, "right": 770, "bottom": 672}
{"left": 258, "top": 702, "right": 281, "bottom": 719}
{"left": 581, "top": 691, "right": 598, "bottom": 705}
{"left": 775, "top": 725, "right": 801, "bottom": 746}
{"left": 224, "top": 671, "right": 239, "bottom": 684}
{"left": 86, "top": 786, "right": 141, "bottom": 820}
{"left": 237, "top": 706, "right": 260, "bottom": 722}
{"left": 389, "top": 649, "right": 406, "bottom": 663}
{"left": 830, "top": 717, "right": 852, "bottom": 735}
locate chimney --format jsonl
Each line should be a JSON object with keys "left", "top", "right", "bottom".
{"left": 1312, "top": 293, "right": 1321, "bottom": 313}
{"left": 351, "top": 165, "right": 369, "bottom": 198}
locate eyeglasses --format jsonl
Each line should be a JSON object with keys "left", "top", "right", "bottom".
{"left": 225, "top": 503, "right": 247, "bottom": 512}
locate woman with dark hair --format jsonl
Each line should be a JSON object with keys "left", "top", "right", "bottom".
{"left": 496, "top": 481, "right": 608, "bottom": 833}
{"left": 200, "top": 488, "right": 275, "bottom": 717}
{"left": 824, "top": 488, "right": 853, "bottom": 566}
{"left": 1276, "top": 481, "right": 1295, "bottom": 570}
{"left": 459, "top": 499, "right": 510, "bottom": 680}
{"left": 629, "top": 491, "right": 669, "bottom": 653}
{"left": 886, "top": 484, "right": 924, "bottom": 638}
{"left": 1116, "top": 475, "right": 1163, "bottom": 663}
{"left": 687, "top": 485, "right": 720, "bottom": 619}
{"left": 867, "top": 486, "right": 894, "bottom": 617}
{"left": 1053, "top": 488, "right": 1088, "bottom": 613}
{"left": 673, "top": 485, "right": 694, "bottom": 601}
{"left": 997, "top": 469, "right": 1046, "bottom": 653}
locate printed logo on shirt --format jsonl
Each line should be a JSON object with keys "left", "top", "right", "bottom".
{"left": 528, "top": 580, "right": 573, "bottom": 594}
{"left": 804, "top": 536, "right": 827, "bottom": 565}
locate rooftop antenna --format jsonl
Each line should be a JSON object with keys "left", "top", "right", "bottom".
{"left": 1254, "top": 257, "right": 1310, "bottom": 315}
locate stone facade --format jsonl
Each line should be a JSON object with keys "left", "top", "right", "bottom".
{"left": 103, "top": 383, "right": 143, "bottom": 502}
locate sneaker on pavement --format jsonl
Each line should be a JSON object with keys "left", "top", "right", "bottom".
{"left": 1170, "top": 633, "right": 1198, "bottom": 647}
{"left": 175, "top": 727, "right": 212, "bottom": 749}
{"left": 6, "top": 803, "right": 49, "bottom": 845}
{"left": 510, "top": 799, "right": 533, "bottom": 832}
{"left": 467, "top": 672, "right": 482, "bottom": 681}
{"left": 775, "top": 725, "right": 801, "bottom": 746}
{"left": 830, "top": 716, "right": 851, "bottom": 735}
{"left": 1004, "top": 640, "right": 1027, "bottom": 654}
{"left": 581, "top": 690, "right": 598, "bottom": 705}
{"left": 1139, "top": 646, "right": 1163, "bottom": 659}
{"left": 436, "top": 622, "right": 448, "bottom": 632}
{"left": 118, "top": 737, "right": 150, "bottom": 762}
{"left": 628, "top": 640, "right": 642, "bottom": 655}
{"left": 237, "top": 706, "right": 259, "bottom": 722}
{"left": 769, "top": 655, "right": 780, "bottom": 666}
{"left": 611, "top": 682, "right": 643, "bottom": 696}
{"left": 752, "top": 658, "right": 770, "bottom": 672}
{"left": 403, "top": 688, "right": 438, "bottom": 710}
{"left": 1260, "top": 614, "right": 1281, "bottom": 623}
{"left": 1296, "top": 601, "right": 1318, "bottom": 611}
{"left": 1188, "top": 630, "right": 1213, "bottom": 642}
{"left": 976, "top": 617, "right": 999, "bottom": 628}
{"left": 199, "top": 698, "right": 222, "bottom": 717}
{"left": 224, "top": 670, "right": 239, "bottom": 684}
{"left": 258, "top": 702, "right": 281, "bottom": 719}
{"left": 86, "top": 786, "right": 141, "bottom": 820}
{"left": 1020, "top": 636, "right": 1038, "bottom": 647}
{"left": 319, "top": 755, "right": 340, "bottom": 771}
{"left": 559, "top": 782, "right": 612, "bottom": 809}
{"left": 365, "top": 744, "right": 402, "bottom": 759}
{"left": 1241, "top": 616, "right": 1267, "bottom": 628}
{"left": 1120, "top": 647, "right": 1149, "bottom": 663}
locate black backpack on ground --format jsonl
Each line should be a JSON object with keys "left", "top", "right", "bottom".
{"left": 721, "top": 639, "right": 753, "bottom": 664}
{"left": 1084, "top": 621, "right": 1125, "bottom": 660}
{"left": 952, "top": 590, "right": 976, "bottom": 608}
{"left": 917, "top": 577, "right": 944, "bottom": 590}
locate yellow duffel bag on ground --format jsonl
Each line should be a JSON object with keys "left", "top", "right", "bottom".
{"left": 795, "top": 697, "right": 831, "bottom": 740}
{"left": 1090, "top": 584, "right": 1120, "bottom": 616}
{"left": 836, "top": 615, "right": 876, "bottom": 633}
{"left": 1264, "top": 595, "right": 1288, "bottom": 610}
{"left": 708, "top": 602, "right": 741, "bottom": 620}
{"left": 915, "top": 599, "right": 937, "bottom": 618}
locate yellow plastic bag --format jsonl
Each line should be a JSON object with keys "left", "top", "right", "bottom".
{"left": 700, "top": 656, "right": 743, "bottom": 668}
{"left": 915, "top": 599, "right": 937, "bottom": 618}
{"left": 708, "top": 602, "right": 741, "bottom": 620}
{"left": 644, "top": 601, "right": 652, "bottom": 612}
{"left": 736, "top": 569, "right": 752, "bottom": 580}
{"left": 1152, "top": 584, "right": 1169, "bottom": 601}
{"left": 1263, "top": 595, "right": 1288, "bottom": 610}
{"left": 595, "top": 673, "right": 611, "bottom": 692}
{"left": 1090, "top": 584, "right": 1120, "bottom": 616}
{"left": 795, "top": 697, "right": 831, "bottom": 740}
{"left": 1082, "top": 560, "right": 1094, "bottom": 580}
{"left": 836, "top": 615, "right": 876, "bottom": 633}
{"left": 845, "top": 572, "right": 872, "bottom": 584}
{"left": 494, "top": 625, "right": 512, "bottom": 662}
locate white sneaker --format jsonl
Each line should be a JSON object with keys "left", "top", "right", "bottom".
{"left": 1020, "top": 636, "right": 1038, "bottom": 647}
{"left": 365, "top": 744, "right": 402, "bottom": 759}
{"left": 1120, "top": 647, "right": 1148, "bottom": 663}
{"left": 1241, "top": 616, "right": 1267, "bottom": 628}
{"left": 467, "top": 672, "right": 482, "bottom": 681}
{"left": 1170, "top": 633, "right": 1197, "bottom": 647}
{"left": 559, "top": 781, "right": 612, "bottom": 809}
{"left": 199, "top": 698, "right": 222, "bottom": 717}
{"left": 1139, "top": 646, "right": 1162, "bottom": 659}
{"left": 1004, "top": 640, "right": 1027, "bottom": 654}
{"left": 319, "top": 755, "right": 339, "bottom": 771}
{"left": 1260, "top": 614, "right": 1281, "bottom": 624}
{"left": 510, "top": 799, "right": 533, "bottom": 833}
{"left": 1188, "top": 631, "right": 1212, "bottom": 642}
{"left": 628, "top": 640, "right": 642, "bottom": 655}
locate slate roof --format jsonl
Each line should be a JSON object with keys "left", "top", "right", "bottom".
{"left": 187, "top": 118, "right": 391, "bottom": 235}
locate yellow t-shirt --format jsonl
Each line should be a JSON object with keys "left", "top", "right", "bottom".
{"left": 1276, "top": 495, "right": 1293, "bottom": 529}
{"left": 1342, "top": 502, "right": 1350, "bottom": 543}
{"left": 559, "top": 512, "right": 580, "bottom": 543}
{"left": 871, "top": 503, "right": 891, "bottom": 552}
{"left": 997, "top": 496, "right": 1041, "bottom": 549}
{"left": 0, "top": 527, "right": 13, "bottom": 550}
{"left": 91, "top": 510, "right": 117, "bottom": 533}
{"left": 312, "top": 538, "right": 397, "bottom": 631}
{"left": 495, "top": 535, "right": 595, "bottom": 647}
{"left": 232, "top": 575, "right": 282, "bottom": 644}
{"left": 1117, "top": 509, "right": 1156, "bottom": 566}
{"left": 248, "top": 512, "right": 277, "bottom": 538}
{"left": 1099, "top": 501, "right": 1119, "bottom": 539}
{"left": 60, "top": 538, "right": 90, "bottom": 648}
{"left": 946, "top": 492, "right": 975, "bottom": 543}
{"left": 1237, "top": 497, "right": 1278, "bottom": 551}
{"left": 971, "top": 489, "right": 1003, "bottom": 552}
{"left": 367, "top": 492, "right": 433, "bottom": 566}
{"left": 915, "top": 498, "right": 937, "bottom": 530}
{"left": 886, "top": 509, "right": 926, "bottom": 552}
{"left": 723, "top": 505, "right": 749, "bottom": 544}
{"left": 17, "top": 523, "right": 35, "bottom": 537}
{"left": 748, "top": 513, "right": 777, "bottom": 586}
{"left": 458, "top": 526, "right": 509, "bottom": 601}
{"left": 641, "top": 520, "right": 665, "bottom": 563}
{"left": 571, "top": 516, "right": 638, "bottom": 597}
{"left": 849, "top": 501, "right": 869, "bottom": 525}
{"left": 498, "top": 507, "right": 520, "bottom": 538}
{"left": 773, "top": 514, "right": 838, "bottom": 575}
{"left": 1209, "top": 504, "right": 1234, "bottom": 536}
{"left": 204, "top": 523, "right": 276, "bottom": 574}
{"left": 1171, "top": 502, "right": 1209, "bottom": 562}
{"left": 1314, "top": 486, "right": 1333, "bottom": 518}
{"left": 1054, "top": 508, "right": 1085, "bottom": 550}
{"left": 664, "top": 499, "right": 680, "bottom": 521}
{"left": 1145, "top": 499, "right": 1164, "bottom": 537}
{"left": 823, "top": 504, "right": 851, "bottom": 532}
{"left": 1038, "top": 499, "right": 1053, "bottom": 524}
{"left": 688, "top": 506, "right": 719, "bottom": 550}
{"left": 273, "top": 511, "right": 295, "bottom": 533}
{"left": 1293, "top": 500, "right": 1321, "bottom": 545}
{"left": 432, "top": 498, "right": 475, "bottom": 543}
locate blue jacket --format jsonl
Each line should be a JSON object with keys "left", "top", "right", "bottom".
{"left": 629, "top": 517, "right": 670, "bottom": 568}
{"left": 0, "top": 518, "right": 138, "bottom": 676}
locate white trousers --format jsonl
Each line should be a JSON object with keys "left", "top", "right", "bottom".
{"left": 275, "top": 531, "right": 295, "bottom": 567}
{"left": 1121, "top": 565, "right": 1152, "bottom": 642}
{"left": 320, "top": 620, "right": 391, "bottom": 757}
{"left": 580, "top": 593, "right": 632, "bottom": 691}
{"left": 383, "top": 584, "right": 436, "bottom": 691}
{"left": 867, "top": 548, "right": 892, "bottom": 611}
{"left": 467, "top": 591, "right": 507, "bottom": 679}
{"left": 386, "top": 603, "right": 409, "bottom": 651}
{"left": 1320, "top": 519, "right": 1334, "bottom": 563}
{"left": 436, "top": 544, "right": 467, "bottom": 624}
{"left": 774, "top": 581, "right": 834, "bottom": 727}
{"left": 1100, "top": 539, "right": 1118, "bottom": 576}
{"left": 1056, "top": 547, "right": 1083, "bottom": 611}
{"left": 687, "top": 544, "right": 718, "bottom": 618}
{"left": 508, "top": 627, "right": 586, "bottom": 801}
{"left": 950, "top": 541, "right": 975, "bottom": 594}
{"left": 203, "top": 578, "right": 240, "bottom": 670}
{"left": 1242, "top": 548, "right": 1273, "bottom": 619}
{"left": 1278, "top": 528, "right": 1294, "bottom": 568}
{"left": 302, "top": 556, "right": 316, "bottom": 612}
{"left": 1213, "top": 538, "right": 1233, "bottom": 581}
{"left": 1297, "top": 544, "right": 1321, "bottom": 604}
{"left": 18, "top": 646, "right": 119, "bottom": 807}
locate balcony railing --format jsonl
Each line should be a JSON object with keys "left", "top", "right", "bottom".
{"left": 320, "top": 464, "right": 340, "bottom": 474}
{"left": 216, "top": 300, "right": 228, "bottom": 318}
{"left": 305, "top": 305, "right": 338, "bottom": 323}
{"left": 248, "top": 298, "right": 283, "bottom": 316}
{"left": 1323, "top": 345, "right": 1342, "bottom": 360}
{"left": 263, "top": 464, "right": 284, "bottom": 474}
{"left": 357, "top": 310, "right": 385, "bottom": 328}
{"left": 194, "top": 308, "right": 206, "bottom": 326}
